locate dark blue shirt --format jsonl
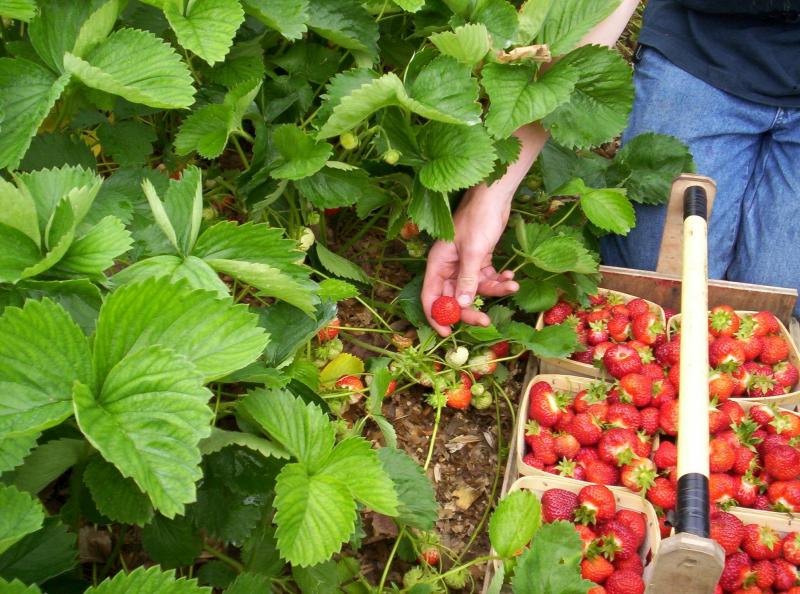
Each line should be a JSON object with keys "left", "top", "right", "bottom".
{"left": 639, "top": 0, "right": 800, "bottom": 107}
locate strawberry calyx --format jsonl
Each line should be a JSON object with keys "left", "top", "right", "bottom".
{"left": 556, "top": 458, "right": 579, "bottom": 478}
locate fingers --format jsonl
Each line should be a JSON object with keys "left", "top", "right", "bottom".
{"left": 422, "top": 244, "right": 452, "bottom": 337}
{"left": 461, "top": 308, "right": 491, "bottom": 327}
{"left": 455, "top": 248, "right": 484, "bottom": 308}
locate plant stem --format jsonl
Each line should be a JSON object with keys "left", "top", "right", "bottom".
{"left": 423, "top": 401, "right": 443, "bottom": 470}
{"left": 230, "top": 135, "right": 250, "bottom": 170}
{"left": 549, "top": 199, "right": 580, "bottom": 229}
{"left": 339, "top": 208, "right": 386, "bottom": 252}
{"left": 377, "top": 525, "right": 405, "bottom": 592}
{"left": 340, "top": 332, "right": 395, "bottom": 357}
{"left": 203, "top": 544, "right": 244, "bottom": 572}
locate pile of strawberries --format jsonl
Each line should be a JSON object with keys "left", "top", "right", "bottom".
{"left": 540, "top": 484, "right": 648, "bottom": 594}
{"left": 711, "top": 510, "right": 800, "bottom": 593}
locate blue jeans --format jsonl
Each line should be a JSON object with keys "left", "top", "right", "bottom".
{"left": 600, "top": 47, "right": 800, "bottom": 317}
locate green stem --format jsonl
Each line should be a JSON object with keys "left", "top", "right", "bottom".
{"left": 423, "top": 401, "right": 443, "bottom": 470}
{"left": 417, "top": 555, "right": 499, "bottom": 586}
{"left": 203, "top": 544, "right": 244, "bottom": 573}
{"left": 340, "top": 332, "right": 395, "bottom": 357}
{"left": 230, "top": 135, "right": 250, "bottom": 170}
{"left": 340, "top": 208, "right": 386, "bottom": 252}
{"left": 377, "top": 525, "right": 405, "bottom": 592}
{"left": 98, "top": 525, "right": 126, "bottom": 580}
{"left": 549, "top": 199, "right": 580, "bottom": 229}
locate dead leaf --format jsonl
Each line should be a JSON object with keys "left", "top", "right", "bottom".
{"left": 452, "top": 483, "right": 479, "bottom": 511}
{"left": 78, "top": 526, "right": 112, "bottom": 563}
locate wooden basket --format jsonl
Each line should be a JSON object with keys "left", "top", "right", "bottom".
{"left": 535, "top": 288, "right": 666, "bottom": 379}
{"left": 515, "top": 374, "right": 658, "bottom": 493}
{"left": 667, "top": 311, "right": 800, "bottom": 407}
{"left": 493, "top": 474, "right": 661, "bottom": 578}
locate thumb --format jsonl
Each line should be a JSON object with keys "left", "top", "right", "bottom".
{"left": 455, "top": 249, "right": 483, "bottom": 308}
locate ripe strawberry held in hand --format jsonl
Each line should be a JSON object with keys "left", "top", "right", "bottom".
{"left": 431, "top": 296, "right": 461, "bottom": 326}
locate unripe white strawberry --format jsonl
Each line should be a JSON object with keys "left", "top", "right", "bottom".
{"left": 445, "top": 346, "right": 469, "bottom": 367}
{"left": 298, "top": 227, "right": 315, "bottom": 251}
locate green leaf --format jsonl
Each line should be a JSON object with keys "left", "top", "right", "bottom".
{"left": 72, "top": 0, "right": 125, "bottom": 59}
{"left": 0, "top": 432, "right": 39, "bottom": 474}
{"left": 12, "top": 438, "right": 87, "bottom": 494}
{"left": 295, "top": 165, "right": 387, "bottom": 210}
{"left": 315, "top": 68, "right": 379, "bottom": 128}
{"left": 408, "top": 56, "right": 482, "bottom": 125}
{"left": 430, "top": 23, "right": 491, "bottom": 67}
{"left": 513, "top": 277, "right": 560, "bottom": 313}
{"left": 408, "top": 180, "right": 455, "bottom": 241}
{"left": 19, "top": 132, "right": 96, "bottom": 172}
{"left": 143, "top": 176, "right": 180, "bottom": 251}
{"left": 17, "top": 164, "right": 102, "bottom": 232}
{"left": 241, "top": 517, "right": 284, "bottom": 577}
{"left": 317, "top": 278, "right": 359, "bottom": 302}
{"left": 489, "top": 490, "right": 541, "bottom": 558}
{"left": 142, "top": 514, "right": 203, "bottom": 569}
{"left": 503, "top": 322, "right": 579, "bottom": 358}
{"left": 542, "top": 45, "right": 633, "bottom": 149}
{"left": 377, "top": 448, "right": 438, "bottom": 530}
{"left": 0, "top": 59, "right": 69, "bottom": 170}
{"left": 243, "top": 0, "right": 308, "bottom": 40}
{"left": 511, "top": 521, "right": 592, "bottom": 594}
{"left": 540, "top": 139, "right": 610, "bottom": 193}
{"left": 0, "top": 578, "right": 41, "bottom": 594}
{"left": 29, "top": 0, "right": 92, "bottom": 72}
{"left": 86, "top": 566, "right": 211, "bottom": 594}
{"left": 57, "top": 215, "right": 133, "bottom": 275}
{"left": 271, "top": 125, "right": 333, "bottom": 180}
{"left": 292, "top": 561, "right": 338, "bottom": 594}
{"left": 93, "top": 276, "right": 268, "bottom": 382}
{"left": 315, "top": 243, "right": 369, "bottom": 284}
{"left": 580, "top": 187, "right": 635, "bottom": 234}
{"left": 13, "top": 279, "right": 103, "bottom": 333}
{"left": 96, "top": 120, "right": 157, "bottom": 166}
{"left": 607, "top": 132, "right": 695, "bottom": 205}
{"left": 64, "top": 28, "right": 196, "bottom": 109}
{"left": 320, "top": 438, "right": 399, "bottom": 515}
{"left": 536, "top": 0, "right": 620, "bottom": 56}
{"left": 0, "top": 518, "right": 76, "bottom": 584}
{"left": 482, "top": 61, "right": 578, "bottom": 139}
{"left": 113, "top": 255, "right": 229, "bottom": 297}
{"left": 164, "top": 166, "right": 204, "bottom": 255}
{"left": 0, "top": 225, "right": 46, "bottom": 283}
{"left": 199, "top": 428, "right": 289, "bottom": 460}
{"left": 0, "top": 0, "right": 37, "bottom": 21}
{"left": 164, "top": 0, "right": 244, "bottom": 65}
{"left": 84, "top": 456, "right": 154, "bottom": 525}
{"left": 273, "top": 462, "right": 357, "bottom": 567}
{"left": 207, "top": 258, "right": 316, "bottom": 315}
{"left": 515, "top": 0, "right": 554, "bottom": 45}
{"left": 225, "top": 573, "right": 272, "bottom": 594}
{"left": 307, "top": 0, "right": 378, "bottom": 58}
{"left": 175, "top": 79, "right": 261, "bottom": 159}
{"left": 0, "top": 178, "right": 39, "bottom": 246}
{"left": 418, "top": 122, "right": 496, "bottom": 192}
{"left": 240, "top": 388, "right": 335, "bottom": 472}
{"left": 0, "top": 485, "right": 44, "bottom": 555}
{"left": 74, "top": 346, "right": 212, "bottom": 518}
{"left": 0, "top": 299, "right": 91, "bottom": 438}
{"left": 319, "top": 353, "right": 365, "bottom": 386}
{"left": 471, "top": 0, "right": 519, "bottom": 49}
{"left": 529, "top": 236, "right": 598, "bottom": 274}
{"left": 202, "top": 39, "right": 266, "bottom": 88}
{"left": 257, "top": 300, "right": 336, "bottom": 367}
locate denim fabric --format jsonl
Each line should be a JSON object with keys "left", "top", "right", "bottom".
{"left": 600, "top": 47, "right": 800, "bottom": 317}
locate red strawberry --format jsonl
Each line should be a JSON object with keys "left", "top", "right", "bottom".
{"left": 587, "top": 308, "right": 612, "bottom": 324}
{"left": 646, "top": 477, "right": 676, "bottom": 510}
{"left": 400, "top": 221, "right": 420, "bottom": 239}
{"left": 659, "top": 399, "right": 679, "bottom": 436}
{"left": 657, "top": 515, "right": 672, "bottom": 538}
{"left": 742, "top": 523, "right": 783, "bottom": 560}
{"left": 336, "top": 375, "right": 364, "bottom": 392}
{"left": 631, "top": 312, "right": 663, "bottom": 346}
{"left": 581, "top": 555, "right": 615, "bottom": 583}
{"left": 605, "top": 570, "right": 644, "bottom": 594}
{"left": 576, "top": 484, "right": 616, "bottom": 525}
{"left": 614, "top": 510, "right": 646, "bottom": 548}
{"left": 555, "top": 408, "right": 576, "bottom": 433}
{"left": 431, "top": 296, "right": 461, "bottom": 326}
{"left": 592, "top": 341, "right": 616, "bottom": 365}
{"left": 541, "top": 488, "right": 579, "bottom": 523}
{"left": 572, "top": 349, "right": 595, "bottom": 364}
{"left": 710, "top": 511, "right": 744, "bottom": 555}
{"left": 598, "top": 428, "right": 639, "bottom": 466}
{"left": 752, "top": 311, "right": 781, "bottom": 337}
{"left": 577, "top": 447, "right": 599, "bottom": 467}
{"left": 655, "top": 337, "right": 681, "bottom": 367}
{"left": 719, "top": 400, "right": 746, "bottom": 426}
{"left": 618, "top": 373, "right": 652, "bottom": 408}
{"left": 589, "top": 292, "right": 609, "bottom": 306}
{"left": 781, "top": 532, "right": 800, "bottom": 566}
{"left": 522, "top": 452, "right": 544, "bottom": 470}
{"left": 641, "top": 363, "right": 664, "bottom": 380}
{"left": 732, "top": 447, "right": 756, "bottom": 475}
{"left": 710, "top": 438, "right": 736, "bottom": 473}
{"left": 639, "top": 407, "right": 660, "bottom": 435}
{"left": 607, "top": 316, "right": 631, "bottom": 342}
{"left": 585, "top": 460, "right": 620, "bottom": 485}
{"left": 709, "top": 473, "right": 738, "bottom": 506}
{"left": 626, "top": 298, "right": 650, "bottom": 318}
{"left": 653, "top": 440, "right": 678, "bottom": 469}
{"left": 419, "top": 546, "right": 440, "bottom": 565}
{"left": 613, "top": 555, "right": 644, "bottom": 577}
{"left": 710, "top": 336, "right": 746, "bottom": 369}
{"left": 736, "top": 473, "right": 760, "bottom": 507}
{"left": 761, "top": 334, "right": 790, "bottom": 365}
{"left": 774, "top": 361, "right": 799, "bottom": 388}
{"left": 764, "top": 444, "right": 800, "bottom": 480}
{"left": 774, "top": 558, "right": 800, "bottom": 591}
{"left": 318, "top": 318, "right": 340, "bottom": 341}
{"left": 588, "top": 320, "right": 610, "bottom": 345}
{"left": 489, "top": 340, "right": 510, "bottom": 358}
{"left": 751, "top": 559, "right": 775, "bottom": 589}
{"left": 569, "top": 413, "right": 603, "bottom": 446}
{"left": 575, "top": 524, "right": 597, "bottom": 552}
{"left": 554, "top": 433, "right": 581, "bottom": 460}
{"left": 650, "top": 379, "right": 677, "bottom": 407}
{"left": 709, "top": 305, "right": 741, "bottom": 337}
{"left": 620, "top": 458, "right": 657, "bottom": 494}
{"left": 524, "top": 422, "right": 558, "bottom": 465}
{"left": 528, "top": 382, "right": 563, "bottom": 427}
{"left": 628, "top": 340, "right": 655, "bottom": 365}
{"left": 607, "top": 403, "right": 642, "bottom": 430}
{"left": 750, "top": 404, "right": 776, "bottom": 427}
{"left": 599, "top": 521, "right": 638, "bottom": 561}
{"left": 610, "top": 304, "right": 631, "bottom": 319}
{"left": 603, "top": 344, "right": 643, "bottom": 379}
{"left": 748, "top": 371, "right": 778, "bottom": 397}
{"left": 543, "top": 301, "right": 573, "bottom": 325}
{"left": 769, "top": 411, "right": 800, "bottom": 438}
{"left": 445, "top": 384, "right": 472, "bottom": 409}
{"left": 719, "top": 552, "right": 752, "bottom": 592}
{"left": 667, "top": 364, "right": 680, "bottom": 391}
{"left": 709, "top": 405, "right": 730, "bottom": 435}
{"left": 709, "top": 371, "right": 736, "bottom": 402}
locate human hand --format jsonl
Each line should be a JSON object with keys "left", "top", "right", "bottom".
{"left": 421, "top": 186, "right": 520, "bottom": 336}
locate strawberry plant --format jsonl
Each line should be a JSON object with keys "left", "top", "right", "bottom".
{"left": 0, "top": 0, "right": 698, "bottom": 592}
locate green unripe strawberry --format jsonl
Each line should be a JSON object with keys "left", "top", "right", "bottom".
{"left": 471, "top": 390, "right": 493, "bottom": 410}
{"left": 383, "top": 149, "right": 401, "bottom": 164}
{"left": 340, "top": 132, "right": 359, "bottom": 150}
{"left": 443, "top": 568, "right": 468, "bottom": 589}
{"left": 298, "top": 227, "right": 315, "bottom": 251}
{"left": 403, "top": 567, "right": 424, "bottom": 588}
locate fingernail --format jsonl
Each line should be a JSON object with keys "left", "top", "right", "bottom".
{"left": 508, "top": 281, "right": 519, "bottom": 291}
{"left": 457, "top": 294, "right": 472, "bottom": 307}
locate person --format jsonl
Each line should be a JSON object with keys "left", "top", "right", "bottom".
{"left": 422, "top": 0, "right": 800, "bottom": 336}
